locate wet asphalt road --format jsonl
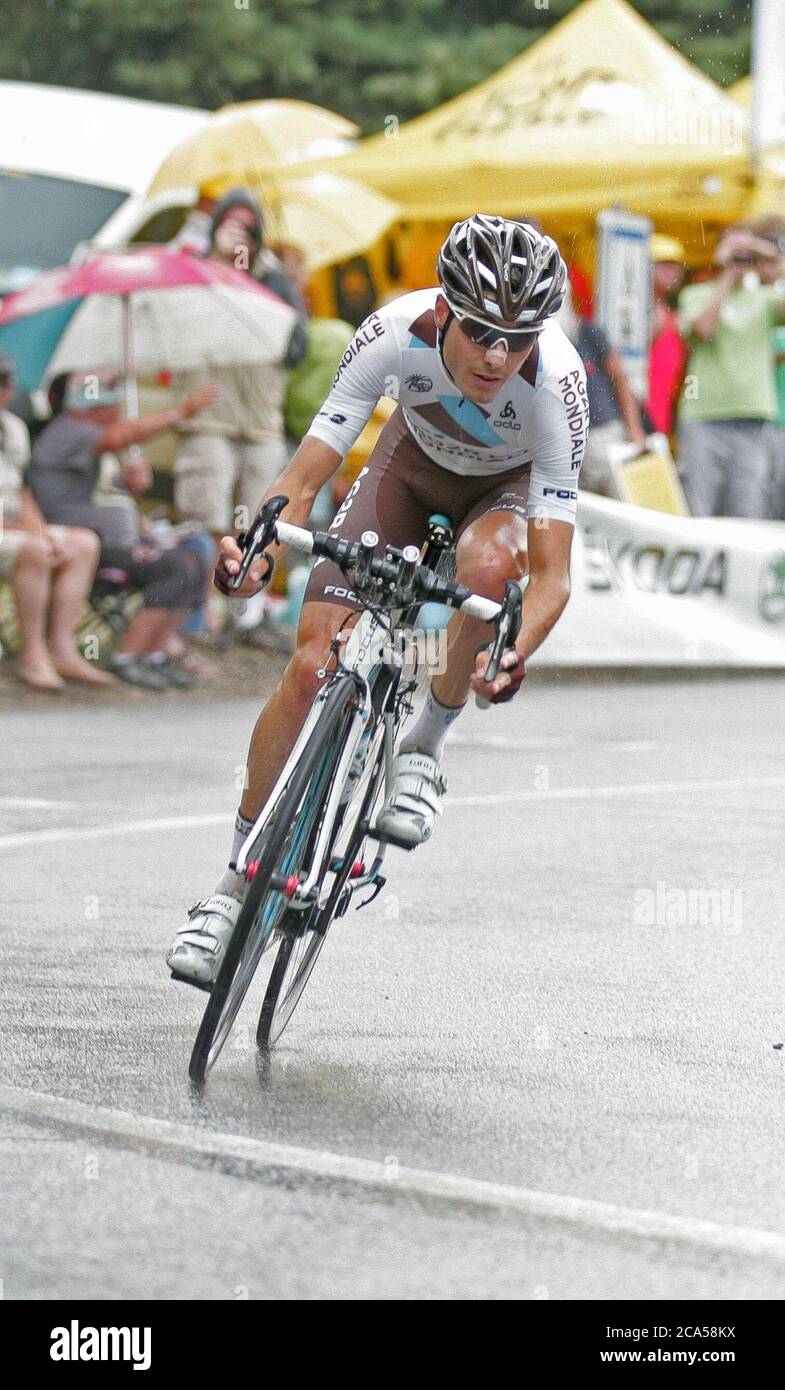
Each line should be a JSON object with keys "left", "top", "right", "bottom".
{"left": 1, "top": 675, "right": 784, "bottom": 1300}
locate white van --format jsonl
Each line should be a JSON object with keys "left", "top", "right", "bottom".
{"left": 0, "top": 81, "right": 208, "bottom": 294}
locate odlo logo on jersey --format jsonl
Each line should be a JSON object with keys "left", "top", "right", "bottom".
{"left": 494, "top": 400, "right": 521, "bottom": 431}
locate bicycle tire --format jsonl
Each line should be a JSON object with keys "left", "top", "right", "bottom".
{"left": 256, "top": 664, "right": 395, "bottom": 1051}
{"left": 188, "top": 677, "right": 359, "bottom": 1086}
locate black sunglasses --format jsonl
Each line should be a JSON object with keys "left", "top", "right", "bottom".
{"left": 0, "top": 372, "right": 15, "bottom": 387}
{"left": 456, "top": 315, "right": 539, "bottom": 353}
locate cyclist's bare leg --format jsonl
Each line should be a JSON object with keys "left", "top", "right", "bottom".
{"left": 166, "top": 598, "right": 357, "bottom": 984}
{"left": 238, "top": 598, "right": 356, "bottom": 821}
{"left": 378, "top": 509, "right": 527, "bottom": 848}
{"left": 431, "top": 510, "right": 528, "bottom": 708}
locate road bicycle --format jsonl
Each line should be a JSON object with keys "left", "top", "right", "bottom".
{"left": 188, "top": 495, "right": 521, "bottom": 1087}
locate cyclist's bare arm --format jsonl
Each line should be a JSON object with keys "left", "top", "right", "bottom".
{"left": 269, "top": 436, "right": 345, "bottom": 529}
{"left": 216, "top": 308, "right": 399, "bottom": 596}
{"left": 470, "top": 517, "right": 573, "bottom": 699}
{"left": 519, "top": 517, "right": 572, "bottom": 657}
{"left": 217, "top": 436, "right": 344, "bottom": 596}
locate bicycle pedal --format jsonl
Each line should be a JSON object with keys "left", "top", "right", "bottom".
{"left": 169, "top": 970, "right": 213, "bottom": 995}
{"left": 369, "top": 827, "right": 417, "bottom": 851}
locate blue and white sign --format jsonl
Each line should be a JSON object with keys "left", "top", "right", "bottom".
{"left": 595, "top": 208, "right": 652, "bottom": 399}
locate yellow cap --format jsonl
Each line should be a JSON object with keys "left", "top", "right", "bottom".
{"left": 651, "top": 233, "right": 686, "bottom": 263}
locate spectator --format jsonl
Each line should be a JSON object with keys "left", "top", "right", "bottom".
{"left": 676, "top": 224, "right": 785, "bottom": 518}
{"left": 47, "top": 373, "right": 69, "bottom": 420}
{"left": 645, "top": 234, "right": 688, "bottom": 437}
{"left": 557, "top": 285, "right": 647, "bottom": 494}
{"left": 745, "top": 216, "right": 785, "bottom": 520}
{"left": 172, "top": 188, "right": 307, "bottom": 542}
{"left": 0, "top": 352, "right": 113, "bottom": 691}
{"left": 272, "top": 243, "right": 311, "bottom": 313}
{"left": 28, "top": 371, "right": 218, "bottom": 690}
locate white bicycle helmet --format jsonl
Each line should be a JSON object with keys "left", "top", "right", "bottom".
{"left": 437, "top": 214, "right": 567, "bottom": 332}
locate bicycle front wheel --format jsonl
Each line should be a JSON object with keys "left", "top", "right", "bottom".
{"left": 188, "top": 678, "right": 359, "bottom": 1086}
{"left": 257, "top": 663, "right": 393, "bottom": 1051}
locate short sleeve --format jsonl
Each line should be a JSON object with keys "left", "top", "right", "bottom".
{"left": 306, "top": 306, "right": 401, "bottom": 456}
{"left": 528, "top": 364, "right": 589, "bottom": 525}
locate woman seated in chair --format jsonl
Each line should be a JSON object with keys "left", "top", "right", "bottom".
{"left": 29, "top": 371, "right": 218, "bottom": 690}
{"left": 0, "top": 353, "right": 113, "bottom": 692}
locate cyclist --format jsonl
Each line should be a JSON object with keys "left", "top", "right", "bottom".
{"left": 167, "top": 215, "right": 589, "bottom": 988}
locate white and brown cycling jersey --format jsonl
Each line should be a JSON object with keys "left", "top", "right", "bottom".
{"left": 303, "top": 288, "right": 589, "bottom": 610}
{"left": 308, "top": 288, "right": 588, "bottom": 515}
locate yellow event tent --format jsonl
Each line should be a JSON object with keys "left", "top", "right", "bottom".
{"left": 729, "top": 76, "right": 751, "bottom": 109}
{"left": 726, "top": 78, "right": 785, "bottom": 218}
{"left": 297, "top": 0, "right": 750, "bottom": 240}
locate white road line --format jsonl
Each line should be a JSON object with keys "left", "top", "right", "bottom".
{"left": 448, "top": 734, "right": 659, "bottom": 753}
{"left": 1, "top": 775, "right": 783, "bottom": 850}
{"left": 0, "top": 812, "right": 232, "bottom": 851}
{"left": 1, "top": 1083, "right": 784, "bottom": 1262}
{"left": 448, "top": 733, "right": 577, "bottom": 751}
{"left": 450, "top": 775, "right": 785, "bottom": 808}
{"left": 0, "top": 797, "right": 77, "bottom": 809}
{"left": 604, "top": 740, "right": 659, "bottom": 752}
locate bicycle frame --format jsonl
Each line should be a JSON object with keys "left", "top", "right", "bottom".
{"left": 232, "top": 512, "right": 505, "bottom": 917}
{"left": 234, "top": 603, "right": 402, "bottom": 912}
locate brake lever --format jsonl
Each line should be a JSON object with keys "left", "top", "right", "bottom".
{"left": 230, "top": 494, "right": 288, "bottom": 592}
{"left": 477, "top": 580, "right": 523, "bottom": 708}
{"left": 484, "top": 581, "right": 522, "bottom": 682}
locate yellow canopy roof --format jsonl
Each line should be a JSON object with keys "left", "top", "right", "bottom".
{"left": 726, "top": 80, "right": 785, "bottom": 216}
{"left": 290, "top": 0, "right": 751, "bottom": 224}
{"left": 729, "top": 76, "right": 752, "bottom": 109}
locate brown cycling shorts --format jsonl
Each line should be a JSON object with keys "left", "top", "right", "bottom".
{"left": 304, "top": 407, "right": 531, "bottom": 612}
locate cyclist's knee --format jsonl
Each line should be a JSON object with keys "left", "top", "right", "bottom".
{"left": 284, "top": 602, "right": 353, "bottom": 706}
{"left": 455, "top": 524, "right": 527, "bottom": 600}
{"left": 285, "top": 639, "right": 327, "bottom": 706}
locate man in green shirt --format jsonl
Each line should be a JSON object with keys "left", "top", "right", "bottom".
{"left": 768, "top": 321, "right": 785, "bottom": 519}
{"left": 677, "top": 226, "right": 785, "bottom": 517}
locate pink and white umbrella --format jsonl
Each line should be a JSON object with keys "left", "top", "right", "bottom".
{"left": 0, "top": 247, "right": 297, "bottom": 389}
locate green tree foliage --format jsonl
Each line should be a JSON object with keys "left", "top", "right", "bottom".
{"left": 0, "top": 0, "right": 754, "bottom": 129}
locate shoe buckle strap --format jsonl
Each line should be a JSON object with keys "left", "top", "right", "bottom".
{"left": 393, "top": 778, "right": 444, "bottom": 816}
{"left": 174, "top": 928, "right": 223, "bottom": 957}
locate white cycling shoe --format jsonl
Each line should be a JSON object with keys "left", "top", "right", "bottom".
{"left": 375, "top": 749, "right": 447, "bottom": 849}
{"left": 166, "top": 893, "right": 243, "bottom": 990}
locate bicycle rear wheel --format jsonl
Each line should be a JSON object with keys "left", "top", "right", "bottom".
{"left": 255, "top": 906, "right": 327, "bottom": 1050}
{"left": 188, "top": 678, "right": 359, "bottom": 1086}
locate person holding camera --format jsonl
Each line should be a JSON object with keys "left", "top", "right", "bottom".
{"left": 676, "top": 225, "right": 785, "bottom": 518}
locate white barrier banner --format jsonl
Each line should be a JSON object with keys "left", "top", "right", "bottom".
{"left": 535, "top": 493, "right": 785, "bottom": 668}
